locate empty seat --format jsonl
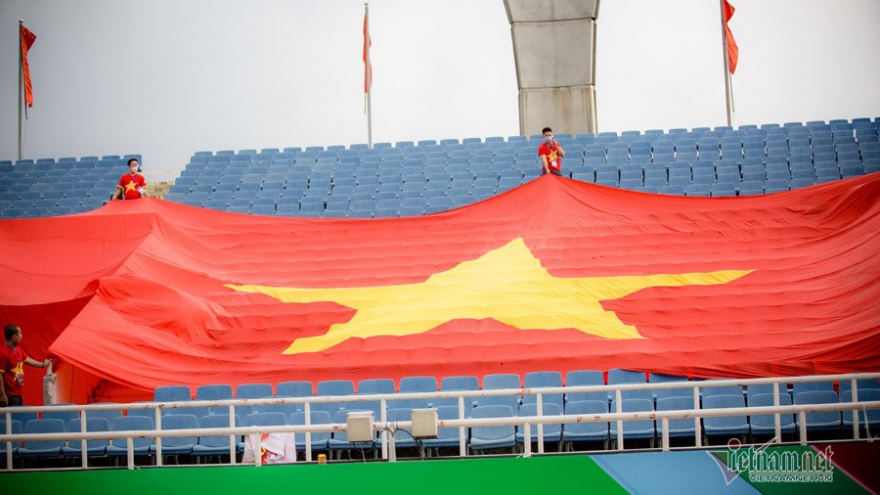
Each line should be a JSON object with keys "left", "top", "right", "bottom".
{"left": 609, "top": 399, "right": 655, "bottom": 448}
{"left": 516, "top": 402, "right": 562, "bottom": 448}
{"left": 62, "top": 418, "right": 112, "bottom": 458}
{"left": 521, "top": 371, "right": 563, "bottom": 411}
{"left": 478, "top": 373, "right": 521, "bottom": 410}
{"left": 702, "top": 394, "right": 749, "bottom": 442}
{"left": 154, "top": 414, "right": 198, "bottom": 457}
{"left": 469, "top": 405, "right": 516, "bottom": 453}
{"left": 794, "top": 390, "right": 841, "bottom": 433}
{"left": 607, "top": 369, "right": 651, "bottom": 402}
{"left": 107, "top": 416, "right": 155, "bottom": 458}
{"left": 18, "top": 418, "right": 67, "bottom": 459}
{"left": 748, "top": 393, "right": 795, "bottom": 437}
{"left": 562, "top": 400, "right": 609, "bottom": 450}
{"left": 288, "top": 410, "right": 332, "bottom": 451}
{"left": 192, "top": 414, "right": 240, "bottom": 458}
{"left": 655, "top": 397, "right": 699, "bottom": 439}
{"left": 565, "top": 370, "right": 607, "bottom": 403}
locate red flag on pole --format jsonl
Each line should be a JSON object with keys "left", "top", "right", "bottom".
{"left": 20, "top": 24, "right": 37, "bottom": 107}
{"left": 723, "top": 0, "right": 739, "bottom": 74}
{"left": 363, "top": 11, "right": 372, "bottom": 93}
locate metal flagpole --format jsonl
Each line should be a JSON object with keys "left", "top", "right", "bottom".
{"left": 18, "top": 20, "right": 24, "bottom": 160}
{"left": 719, "top": 0, "right": 734, "bottom": 127}
{"left": 364, "top": 3, "right": 373, "bottom": 149}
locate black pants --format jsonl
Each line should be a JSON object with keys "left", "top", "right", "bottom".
{"left": 6, "top": 395, "right": 23, "bottom": 406}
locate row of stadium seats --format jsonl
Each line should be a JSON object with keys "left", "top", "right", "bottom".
{"left": 5, "top": 372, "right": 876, "bottom": 466}
{"left": 2, "top": 120, "right": 878, "bottom": 219}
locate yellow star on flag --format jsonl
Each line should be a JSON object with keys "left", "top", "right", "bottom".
{"left": 227, "top": 238, "right": 753, "bottom": 354}
{"left": 124, "top": 181, "right": 138, "bottom": 193}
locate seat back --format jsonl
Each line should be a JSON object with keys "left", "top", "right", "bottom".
{"left": 288, "top": 411, "right": 331, "bottom": 449}
{"left": 565, "top": 370, "right": 607, "bottom": 403}
{"left": 22, "top": 418, "right": 67, "bottom": 450}
{"left": 748, "top": 393, "right": 795, "bottom": 434}
{"left": 522, "top": 371, "right": 563, "bottom": 410}
{"left": 197, "top": 414, "right": 241, "bottom": 448}
{"left": 470, "top": 405, "right": 516, "bottom": 449}
{"left": 702, "top": 394, "right": 749, "bottom": 436}
{"left": 478, "top": 374, "right": 521, "bottom": 410}
{"left": 110, "top": 416, "right": 155, "bottom": 450}
{"left": 68, "top": 418, "right": 112, "bottom": 450}
{"left": 159, "top": 414, "right": 199, "bottom": 449}
{"left": 563, "top": 400, "right": 609, "bottom": 441}
{"left": 276, "top": 381, "right": 314, "bottom": 398}
{"left": 154, "top": 385, "right": 192, "bottom": 402}
{"left": 195, "top": 384, "right": 234, "bottom": 416}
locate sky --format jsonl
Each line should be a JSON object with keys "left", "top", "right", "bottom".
{"left": 1, "top": 0, "right": 879, "bottom": 181}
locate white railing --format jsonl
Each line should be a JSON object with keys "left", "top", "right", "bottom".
{"left": 2, "top": 372, "right": 879, "bottom": 471}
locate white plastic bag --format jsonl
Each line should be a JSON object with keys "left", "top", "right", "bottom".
{"left": 242, "top": 432, "right": 297, "bottom": 465}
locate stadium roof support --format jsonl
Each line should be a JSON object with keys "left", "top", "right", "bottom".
{"left": 504, "top": 0, "right": 600, "bottom": 137}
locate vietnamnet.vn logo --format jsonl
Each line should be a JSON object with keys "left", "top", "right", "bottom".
{"left": 709, "top": 438, "right": 834, "bottom": 484}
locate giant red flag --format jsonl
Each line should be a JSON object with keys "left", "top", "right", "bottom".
{"left": 1, "top": 174, "right": 879, "bottom": 395}
{"left": 20, "top": 24, "right": 37, "bottom": 107}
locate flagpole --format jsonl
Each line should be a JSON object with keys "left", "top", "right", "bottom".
{"left": 18, "top": 20, "right": 24, "bottom": 160}
{"left": 719, "top": 1, "right": 734, "bottom": 127}
{"left": 364, "top": 3, "right": 373, "bottom": 149}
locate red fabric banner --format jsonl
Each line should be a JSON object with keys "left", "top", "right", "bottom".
{"left": 20, "top": 24, "right": 37, "bottom": 107}
{"left": 723, "top": 0, "right": 739, "bottom": 74}
{"left": 363, "top": 12, "right": 372, "bottom": 93}
{"left": 1, "top": 174, "right": 878, "bottom": 393}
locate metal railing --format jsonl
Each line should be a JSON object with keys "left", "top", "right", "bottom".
{"left": 2, "top": 372, "right": 878, "bottom": 471}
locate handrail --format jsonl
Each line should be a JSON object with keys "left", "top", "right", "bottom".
{"left": 2, "top": 371, "right": 879, "bottom": 471}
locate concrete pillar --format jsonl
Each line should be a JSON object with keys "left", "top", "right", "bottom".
{"left": 504, "top": 0, "right": 600, "bottom": 137}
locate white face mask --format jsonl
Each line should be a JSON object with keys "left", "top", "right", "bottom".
{"left": 544, "top": 135, "right": 553, "bottom": 142}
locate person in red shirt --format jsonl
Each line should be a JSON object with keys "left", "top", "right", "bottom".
{"left": 538, "top": 126, "right": 565, "bottom": 176}
{"left": 0, "top": 324, "right": 50, "bottom": 407}
{"left": 112, "top": 158, "right": 148, "bottom": 200}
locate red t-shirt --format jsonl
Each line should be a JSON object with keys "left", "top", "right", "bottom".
{"left": 538, "top": 142, "right": 562, "bottom": 172}
{"left": 119, "top": 173, "right": 147, "bottom": 200}
{"left": 0, "top": 343, "right": 27, "bottom": 397}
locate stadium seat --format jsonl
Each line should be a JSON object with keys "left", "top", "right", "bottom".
{"left": 748, "top": 393, "right": 795, "bottom": 438}
{"left": 701, "top": 395, "right": 749, "bottom": 443}
{"left": 478, "top": 373, "right": 521, "bottom": 410}
{"left": 313, "top": 380, "right": 355, "bottom": 417}
{"left": 424, "top": 405, "right": 469, "bottom": 452}
{"left": 195, "top": 384, "right": 233, "bottom": 417}
{"left": 794, "top": 391, "right": 842, "bottom": 434}
{"left": 609, "top": 398, "right": 655, "bottom": 448}
{"left": 288, "top": 410, "right": 332, "bottom": 451}
{"left": 469, "top": 405, "right": 516, "bottom": 453}
{"left": 655, "top": 397, "right": 699, "bottom": 440}
{"left": 17, "top": 418, "right": 67, "bottom": 460}
{"left": 521, "top": 371, "right": 563, "bottom": 411}
{"left": 106, "top": 416, "right": 155, "bottom": 460}
{"left": 192, "top": 414, "right": 240, "bottom": 459}
{"left": 154, "top": 414, "right": 198, "bottom": 457}
{"left": 516, "top": 402, "right": 562, "bottom": 449}
{"left": 562, "top": 400, "right": 609, "bottom": 450}
{"left": 62, "top": 417, "right": 112, "bottom": 458}
{"left": 608, "top": 369, "right": 651, "bottom": 402}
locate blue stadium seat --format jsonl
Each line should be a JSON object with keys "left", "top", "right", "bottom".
{"left": 192, "top": 414, "right": 240, "bottom": 459}
{"left": 655, "top": 396, "right": 699, "bottom": 440}
{"left": 516, "top": 402, "right": 562, "bottom": 449}
{"left": 702, "top": 395, "right": 749, "bottom": 442}
{"left": 748, "top": 393, "right": 795, "bottom": 437}
{"left": 154, "top": 414, "right": 198, "bottom": 457}
{"left": 106, "top": 416, "right": 155, "bottom": 459}
{"left": 17, "top": 418, "right": 67, "bottom": 460}
{"left": 521, "top": 371, "right": 563, "bottom": 411}
{"left": 469, "top": 405, "right": 516, "bottom": 453}
{"left": 609, "top": 398, "right": 655, "bottom": 447}
{"left": 794, "top": 391, "right": 841, "bottom": 434}
{"left": 562, "top": 400, "right": 608, "bottom": 450}
{"left": 288, "top": 410, "right": 332, "bottom": 451}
